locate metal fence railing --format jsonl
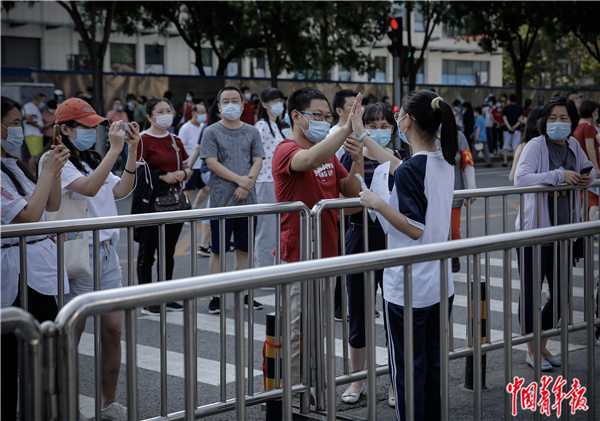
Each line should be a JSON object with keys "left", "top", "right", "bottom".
{"left": 1, "top": 182, "right": 599, "bottom": 420}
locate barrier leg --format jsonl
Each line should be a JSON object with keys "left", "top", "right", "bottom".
{"left": 464, "top": 276, "right": 488, "bottom": 390}
{"left": 264, "top": 312, "right": 282, "bottom": 420}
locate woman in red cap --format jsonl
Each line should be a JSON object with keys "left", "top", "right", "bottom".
{"left": 54, "top": 97, "right": 139, "bottom": 420}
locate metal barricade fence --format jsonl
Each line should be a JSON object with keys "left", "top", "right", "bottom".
{"left": 30, "top": 221, "right": 600, "bottom": 420}
{"left": 0, "top": 202, "right": 311, "bottom": 421}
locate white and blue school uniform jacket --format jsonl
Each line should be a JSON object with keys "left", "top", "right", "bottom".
{"left": 383, "top": 150, "right": 455, "bottom": 309}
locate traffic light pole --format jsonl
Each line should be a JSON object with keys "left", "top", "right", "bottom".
{"left": 393, "top": 56, "right": 402, "bottom": 109}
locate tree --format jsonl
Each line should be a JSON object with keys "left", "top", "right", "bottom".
{"left": 402, "top": 1, "right": 448, "bottom": 92}
{"left": 549, "top": 2, "right": 600, "bottom": 65}
{"left": 57, "top": 1, "right": 142, "bottom": 114}
{"left": 444, "top": 2, "right": 551, "bottom": 104}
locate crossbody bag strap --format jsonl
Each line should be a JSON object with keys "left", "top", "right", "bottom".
{"left": 169, "top": 133, "right": 181, "bottom": 172}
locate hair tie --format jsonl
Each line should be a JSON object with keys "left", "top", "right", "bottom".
{"left": 431, "top": 96, "right": 444, "bottom": 110}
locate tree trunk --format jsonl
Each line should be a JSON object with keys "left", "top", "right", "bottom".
{"left": 319, "top": 4, "right": 329, "bottom": 79}
{"left": 216, "top": 60, "right": 228, "bottom": 76}
{"left": 92, "top": 59, "right": 104, "bottom": 115}
{"left": 195, "top": 49, "right": 206, "bottom": 77}
{"left": 408, "top": 68, "right": 416, "bottom": 92}
{"left": 514, "top": 65, "right": 523, "bottom": 106}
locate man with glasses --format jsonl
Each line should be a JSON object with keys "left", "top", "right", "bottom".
{"left": 271, "top": 87, "right": 364, "bottom": 382}
{"left": 200, "top": 86, "right": 265, "bottom": 313}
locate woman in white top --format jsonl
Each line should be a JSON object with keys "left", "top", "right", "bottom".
{"left": 54, "top": 97, "right": 139, "bottom": 420}
{"left": 254, "top": 88, "right": 285, "bottom": 267}
{"left": 359, "top": 91, "right": 458, "bottom": 421}
{"left": 1, "top": 96, "right": 70, "bottom": 420}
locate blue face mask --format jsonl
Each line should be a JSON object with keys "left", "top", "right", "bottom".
{"left": 39, "top": 102, "right": 47, "bottom": 111}
{"left": 284, "top": 113, "right": 291, "bottom": 127}
{"left": 127, "top": 101, "right": 134, "bottom": 109}
{"left": 301, "top": 115, "right": 330, "bottom": 143}
{"left": 221, "top": 103, "right": 242, "bottom": 121}
{"left": 1, "top": 125, "right": 24, "bottom": 154}
{"left": 72, "top": 128, "right": 96, "bottom": 151}
{"left": 546, "top": 122, "right": 571, "bottom": 141}
{"left": 396, "top": 115, "right": 410, "bottom": 145}
{"left": 245, "top": 93, "right": 252, "bottom": 101}
{"left": 369, "top": 129, "right": 392, "bottom": 147}
{"left": 269, "top": 102, "right": 284, "bottom": 117}
{"left": 197, "top": 113, "right": 207, "bottom": 124}
{"left": 117, "top": 105, "right": 124, "bottom": 111}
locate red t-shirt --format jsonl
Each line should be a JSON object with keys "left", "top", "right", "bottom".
{"left": 272, "top": 139, "right": 349, "bottom": 262}
{"left": 492, "top": 108, "right": 503, "bottom": 125}
{"left": 240, "top": 100, "right": 256, "bottom": 125}
{"left": 573, "top": 122, "right": 599, "bottom": 163}
{"left": 137, "top": 131, "right": 188, "bottom": 173}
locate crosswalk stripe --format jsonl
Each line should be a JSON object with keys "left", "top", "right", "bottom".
{"left": 78, "top": 332, "right": 263, "bottom": 386}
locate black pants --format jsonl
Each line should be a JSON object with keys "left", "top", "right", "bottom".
{"left": 1, "top": 287, "right": 58, "bottom": 420}
{"left": 136, "top": 223, "right": 183, "bottom": 284}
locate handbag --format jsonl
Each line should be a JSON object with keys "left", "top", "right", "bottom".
{"left": 152, "top": 134, "right": 191, "bottom": 212}
{"left": 46, "top": 192, "right": 92, "bottom": 279}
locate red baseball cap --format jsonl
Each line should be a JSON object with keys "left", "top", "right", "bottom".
{"left": 55, "top": 97, "right": 106, "bottom": 127}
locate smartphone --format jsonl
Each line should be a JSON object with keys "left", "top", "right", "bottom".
{"left": 119, "top": 123, "right": 131, "bottom": 139}
{"left": 580, "top": 167, "right": 592, "bottom": 175}
{"left": 52, "top": 125, "right": 62, "bottom": 146}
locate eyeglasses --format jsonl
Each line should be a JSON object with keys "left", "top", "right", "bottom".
{"left": 301, "top": 110, "right": 334, "bottom": 124}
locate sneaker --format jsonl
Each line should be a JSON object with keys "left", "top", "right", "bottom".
{"left": 208, "top": 296, "right": 221, "bottom": 314}
{"left": 374, "top": 310, "right": 381, "bottom": 318}
{"left": 166, "top": 301, "right": 184, "bottom": 311}
{"left": 141, "top": 305, "right": 161, "bottom": 315}
{"left": 452, "top": 257, "right": 460, "bottom": 273}
{"left": 244, "top": 295, "right": 263, "bottom": 310}
{"left": 197, "top": 245, "right": 211, "bottom": 257}
{"left": 101, "top": 401, "right": 127, "bottom": 421}
{"left": 334, "top": 307, "right": 343, "bottom": 322}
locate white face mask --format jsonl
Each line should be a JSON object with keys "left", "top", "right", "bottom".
{"left": 221, "top": 103, "right": 242, "bottom": 121}
{"left": 154, "top": 114, "right": 173, "bottom": 129}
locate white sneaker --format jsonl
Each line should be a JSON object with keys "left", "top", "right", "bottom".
{"left": 388, "top": 384, "right": 395, "bottom": 407}
{"left": 101, "top": 402, "right": 127, "bottom": 421}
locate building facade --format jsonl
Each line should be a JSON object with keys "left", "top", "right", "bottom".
{"left": 1, "top": 1, "right": 502, "bottom": 86}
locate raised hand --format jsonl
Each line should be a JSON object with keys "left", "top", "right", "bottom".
{"left": 42, "top": 144, "right": 70, "bottom": 176}
{"left": 343, "top": 93, "right": 364, "bottom": 133}
{"left": 125, "top": 121, "right": 141, "bottom": 149}
{"left": 108, "top": 120, "right": 126, "bottom": 152}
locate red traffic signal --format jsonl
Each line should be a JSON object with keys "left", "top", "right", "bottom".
{"left": 387, "top": 17, "right": 399, "bottom": 31}
{"left": 393, "top": 106, "right": 399, "bottom": 112}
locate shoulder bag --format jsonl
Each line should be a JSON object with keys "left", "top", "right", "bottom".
{"left": 152, "top": 134, "right": 191, "bottom": 212}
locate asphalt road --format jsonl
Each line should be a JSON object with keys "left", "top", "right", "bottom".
{"left": 75, "top": 161, "right": 600, "bottom": 420}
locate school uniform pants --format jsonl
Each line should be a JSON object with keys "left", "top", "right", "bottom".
{"left": 386, "top": 296, "right": 453, "bottom": 421}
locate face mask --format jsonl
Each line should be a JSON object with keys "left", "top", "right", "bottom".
{"left": 245, "top": 93, "right": 252, "bottom": 101}
{"left": 453, "top": 106, "right": 462, "bottom": 112}
{"left": 269, "top": 102, "right": 284, "bottom": 117}
{"left": 72, "top": 128, "right": 96, "bottom": 151}
{"left": 396, "top": 115, "right": 410, "bottom": 145}
{"left": 48, "top": 109, "right": 56, "bottom": 114}
{"left": 369, "top": 129, "right": 392, "bottom": 147}
{"left": 154, "top": 114, "right": 173, "bottom": 130}
{"left": 300, "top": 115, "right": 330, "bottom": 143}
{"left": 546, "top": 122, "right": 572, "bottom": 141}
{"left": 117, "top": 105, "right": 124, "bottom": 111}
{"left": 221, "top": 103, "right": 242, "bottom": 121}
{"left": 1, "top": 125, "right": 24, "bottom": 154}
{"left": 58, "top": 96, "right": 65, "bottom": 103}
{"left": 197, "top": 113, "right": 207, "bottom": 124}
{"left": 39, "top": 103, "right": 47, "bottom": 111}
{"left": 127, "top": 102, "right": 134, "bottom": 109}
{"left": 496, "top": 103, "right": 502, "bottom": 108}
{"left": 186, "top": 96, "right": 193, "bottom": 102}
{"left": 284, "top": 113, "right": 291, "bottom": 127}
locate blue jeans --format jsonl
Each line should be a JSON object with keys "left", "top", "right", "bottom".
{"left": 386, "top": 296, "right": 454, "bottom": 421}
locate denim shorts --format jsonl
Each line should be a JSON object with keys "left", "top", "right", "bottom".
{"left": 64, "top": 242, "right": 122, "bottom": 303}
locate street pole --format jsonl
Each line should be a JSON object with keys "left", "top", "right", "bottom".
{"left": 393, "top": 55, "right": 401, "bottom": 109}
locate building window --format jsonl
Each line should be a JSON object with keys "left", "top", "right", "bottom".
{"left": 413, "top": 9, "right": 424, "bottom": 32}
{"left": 442, "top": 60, "right": 489, "bottom": 86}
{"left": 369, "top": 57, "right": 387, "bottom": 83}
{"left": 251, "top": 56, "right": 266, "bottom": 78}
{"left": 110, "top": 43, "right": 136, "bottom": 73}
{"left": 416, "top": 61, "right": 425, "bottom": 84}
{"left": 144, "top": 44, "right": 164, "bottom": 74}
{"left": 201, "top": 48, "right": 213, "bottom": 75}
{"left": 1, "top": 37, "right": 41, "bottom": 68}
{"left": 226, "top": 59, "right": 241, "bottom": 77}
{"left": 338, "top": 69, "right": 351, "bottom": 82}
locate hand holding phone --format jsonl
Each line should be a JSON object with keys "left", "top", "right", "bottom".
{"left": 580, "top": 167, "right": 592, "bottom": 175}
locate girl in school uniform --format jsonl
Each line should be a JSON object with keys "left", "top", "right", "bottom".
{"left": 54, "top": 97, "right": 139, "bottom": 420}
{"left": 358, "top": 90, "right": 458, "bottom": 421}
{"left": 1, "top": 96, "right": 70, "bottom": 420}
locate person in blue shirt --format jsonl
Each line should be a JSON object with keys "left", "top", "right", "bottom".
{"left": 358, "top": 90, "right": 458, "bottom": 421}
{"left": 474, "top": 106, "right": 492, "bottom": 167}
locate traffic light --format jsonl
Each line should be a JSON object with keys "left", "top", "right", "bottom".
{"left": 401, "top": 46, "right": 416, "bottom": 77}
{"left": 386, "top": 17, "right": 403, "bottom": 57}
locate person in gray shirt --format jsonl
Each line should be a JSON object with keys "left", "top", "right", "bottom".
{"left": 199, "top": 87, "right": 264, "bottom": 313}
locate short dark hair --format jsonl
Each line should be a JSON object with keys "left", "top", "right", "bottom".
{"left": 332, "top": 89, "right": 358, "bottom": 124}
{"left": 1, "top": 95, "right": 22, "bottom": 118}
{"left": 363, "top": 103, "right": 396, "bottom": 133}
{"left": 186, "top": 91, "right": 194, "bottom": 97}
{"left": 287, "top": 87, "right": 329, "bottom": 129}
{"left": 241, "top": 86, "right": 250, "bottom": 93}
{"left": 125, "top": 93, "right": 137, "bottom": 102}
{"left": 524, "top": 98, "right": 532, "bottom": 108}
{"left": 452, "top": 99, "right": 461, "bottom": 106}
{"left": 35, "top": 93, "right": 46, "bottom": 100}
{"left": 524, "top": 106, "right": 543, "bottom": 143}
{"left": 509, "top": 94, "right": 517, "bottom": 102}
{"left": 537, "top": 97, "right": 579, "bottom": 137}
{"left": 217, "top": 86, "right": 243, "bottom": 103}
{"left": 580, "top": 99, "right": 598, "bottom": 118}
{"left": 474, "top": 106, "right": 483, "bottom": 114}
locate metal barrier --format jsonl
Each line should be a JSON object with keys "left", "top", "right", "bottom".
{"left": 0, "top": 307, "right": 44, "bottom": 421}
{"left": 1, "top": 182, "right": 599, "bottom": 420}
{"left": 1, "top": 202, "right": 310, "bottom": 421}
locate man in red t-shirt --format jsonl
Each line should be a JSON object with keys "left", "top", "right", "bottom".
{"left": 271, "top": 87, "right": 364, "bottom": 381}
{"left": 573, "top": 99, "right": 600, "bottom": 220}
{"left": 240, "top": 86, "right": 256, "bottom": 125}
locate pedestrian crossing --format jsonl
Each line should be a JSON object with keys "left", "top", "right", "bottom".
{"left": 77, "top": 255, "right": 596, "bottom": 417}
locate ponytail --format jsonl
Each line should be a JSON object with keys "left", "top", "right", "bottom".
{"left": 402, "top": 90, "right": 458, "bottom": 166}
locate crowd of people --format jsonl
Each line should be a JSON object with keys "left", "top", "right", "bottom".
{"left": 2, "top": 81, "right": 599, "bottom": 421}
